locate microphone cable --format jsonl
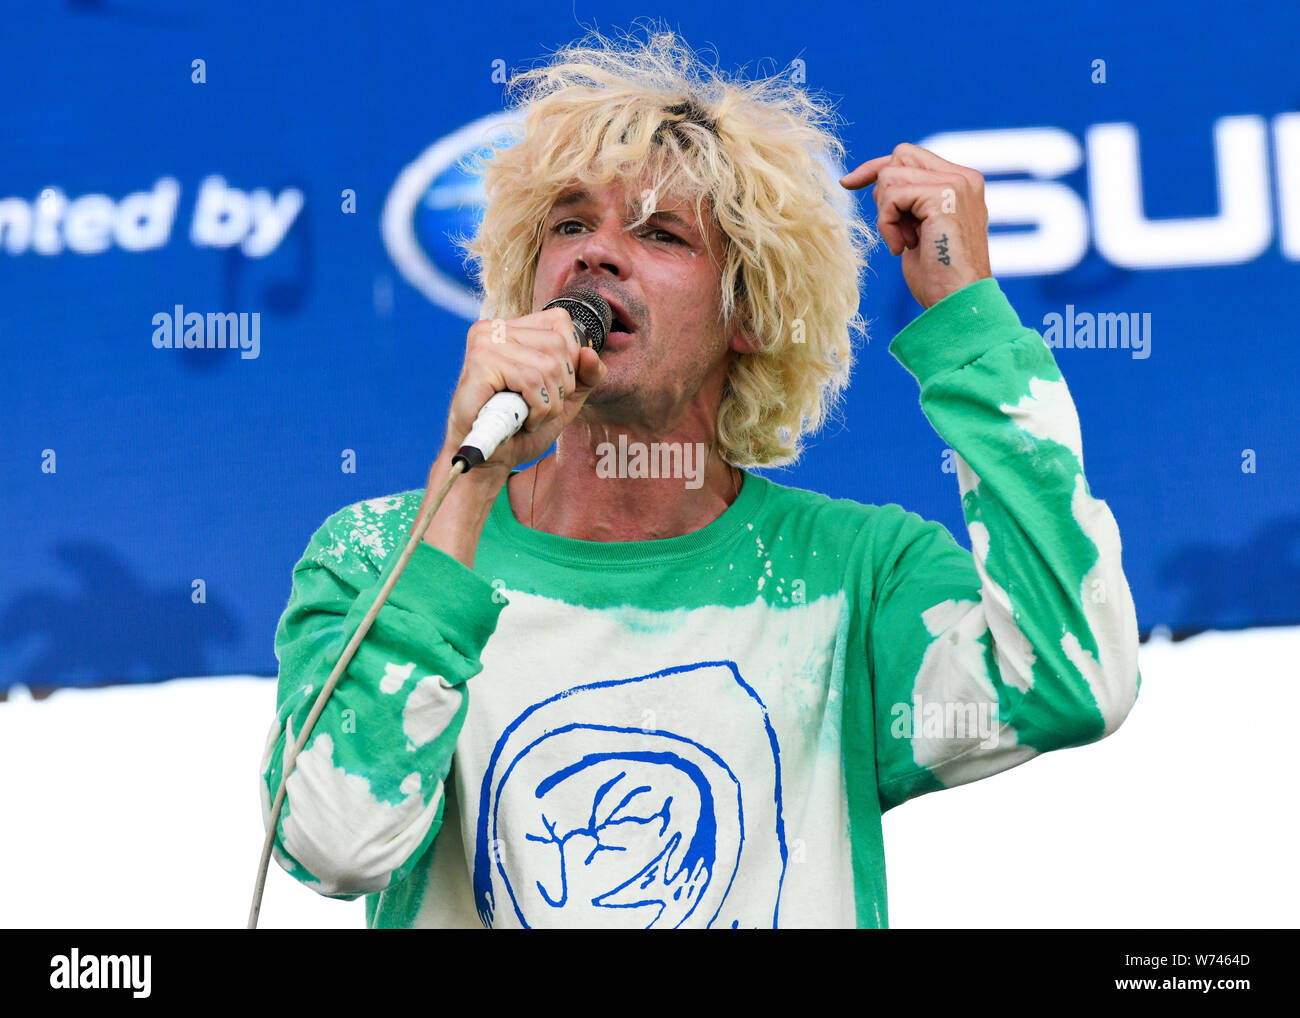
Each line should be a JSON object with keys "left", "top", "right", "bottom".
{"left": 247, "top": 459, "right": 464, "bottom": 929}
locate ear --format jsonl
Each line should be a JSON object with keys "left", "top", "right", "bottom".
{"left": 729, "top": 328, "right": 760, "bottom": 355}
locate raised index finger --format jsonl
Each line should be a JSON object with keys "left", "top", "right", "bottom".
{"left": 838, "top": 154, "right": 893, "bottom": 190}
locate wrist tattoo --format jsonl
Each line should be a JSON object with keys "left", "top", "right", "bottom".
{"left": 935, "top": 233, "right": 951, "bottom": 266}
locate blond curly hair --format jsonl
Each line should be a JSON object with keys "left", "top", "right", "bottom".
{"left": 460, "top": 22, "right": 876, "bottom": 467}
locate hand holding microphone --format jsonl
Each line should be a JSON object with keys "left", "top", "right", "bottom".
{"left": 444, "top": 288, "right": 613, "bottom": 476}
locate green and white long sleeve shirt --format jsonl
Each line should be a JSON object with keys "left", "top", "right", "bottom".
{"left": 259, "top": 277, "right": 1141, "bottom": 928}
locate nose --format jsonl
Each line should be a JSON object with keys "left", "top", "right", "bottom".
{"left": 573, "top": 216, "right": 627, "bottom": 279}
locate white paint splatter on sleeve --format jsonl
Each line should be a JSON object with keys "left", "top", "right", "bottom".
{"left": 280, "top": 727, "right": 444, "bottom": 896}
{"left": 968, "top": 522, "right": 1037, "bottom": 694}
{"left": 1062, "top": 474, "right": 1141, "bottom": 736}
{"left": 999, "top": 377, "right": 1085, "bottom": 469}
{"left": 380, "top": 661, "right": 416, "bottom": 695}
{"left": 909, "top": 598, "right": 1038, "bottom": 781}
{"left": 402, "top": 675, "right": 463, "bottom": 749}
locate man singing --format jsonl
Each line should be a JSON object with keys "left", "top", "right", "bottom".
{"left": 260, "top": 27, "right": 1140, "bottom": 928}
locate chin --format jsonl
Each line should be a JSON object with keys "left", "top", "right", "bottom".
{"left": 580, "top": 377, "right": 643, "bottom": 420}
{"left": 585, "top": 380, "right": 632, "bottom": 406}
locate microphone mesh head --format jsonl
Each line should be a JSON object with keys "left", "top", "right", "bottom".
{"left": 545, "top": 286, "right": 613, "bottom": 353}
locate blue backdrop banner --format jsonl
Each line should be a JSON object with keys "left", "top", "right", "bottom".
{"left": 3, "top": 1, "right": 1297, "bottom": 691}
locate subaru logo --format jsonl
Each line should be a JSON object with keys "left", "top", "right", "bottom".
{"left": 382, "top": 111, "right": 522, "bottom": 320}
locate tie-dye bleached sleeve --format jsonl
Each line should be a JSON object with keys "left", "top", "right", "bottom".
{"left": 867, "top": 278, "right": 1141, "bottom": 814}
{"left": 259, "top": 500, "right": 506, "bottom": 899}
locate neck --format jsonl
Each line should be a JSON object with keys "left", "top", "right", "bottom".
{"left": 508, "top": 417, "right": 743, "bottom": 542}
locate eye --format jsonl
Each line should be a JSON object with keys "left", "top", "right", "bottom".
{"left": 644, "top": 227, "right": 682, "bottom": 244}
{"left": 551, "top": 220, "right": 682, "bottom": 245}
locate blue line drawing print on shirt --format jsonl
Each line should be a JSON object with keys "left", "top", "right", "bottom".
{"left": 472, "top": 660, "right": 787, "bottom": 928}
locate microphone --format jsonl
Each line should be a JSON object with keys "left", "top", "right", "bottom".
{"left": 452, "top": 287, "right": 613, "bottom": 471}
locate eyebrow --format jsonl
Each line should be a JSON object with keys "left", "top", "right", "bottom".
{"left": 549, "top": 188, "right": 700, "bottom": 239}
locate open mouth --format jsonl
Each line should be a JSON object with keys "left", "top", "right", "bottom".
{"left": 608, "top": 313, "right": 635, "bottom": 336}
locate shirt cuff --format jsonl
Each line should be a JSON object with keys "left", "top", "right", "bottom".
{"left": 888, "top": 277, "right": 1027, "bottom": 385}
{"left": 371, "top": 538, "right": 506, "bottom": 655}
